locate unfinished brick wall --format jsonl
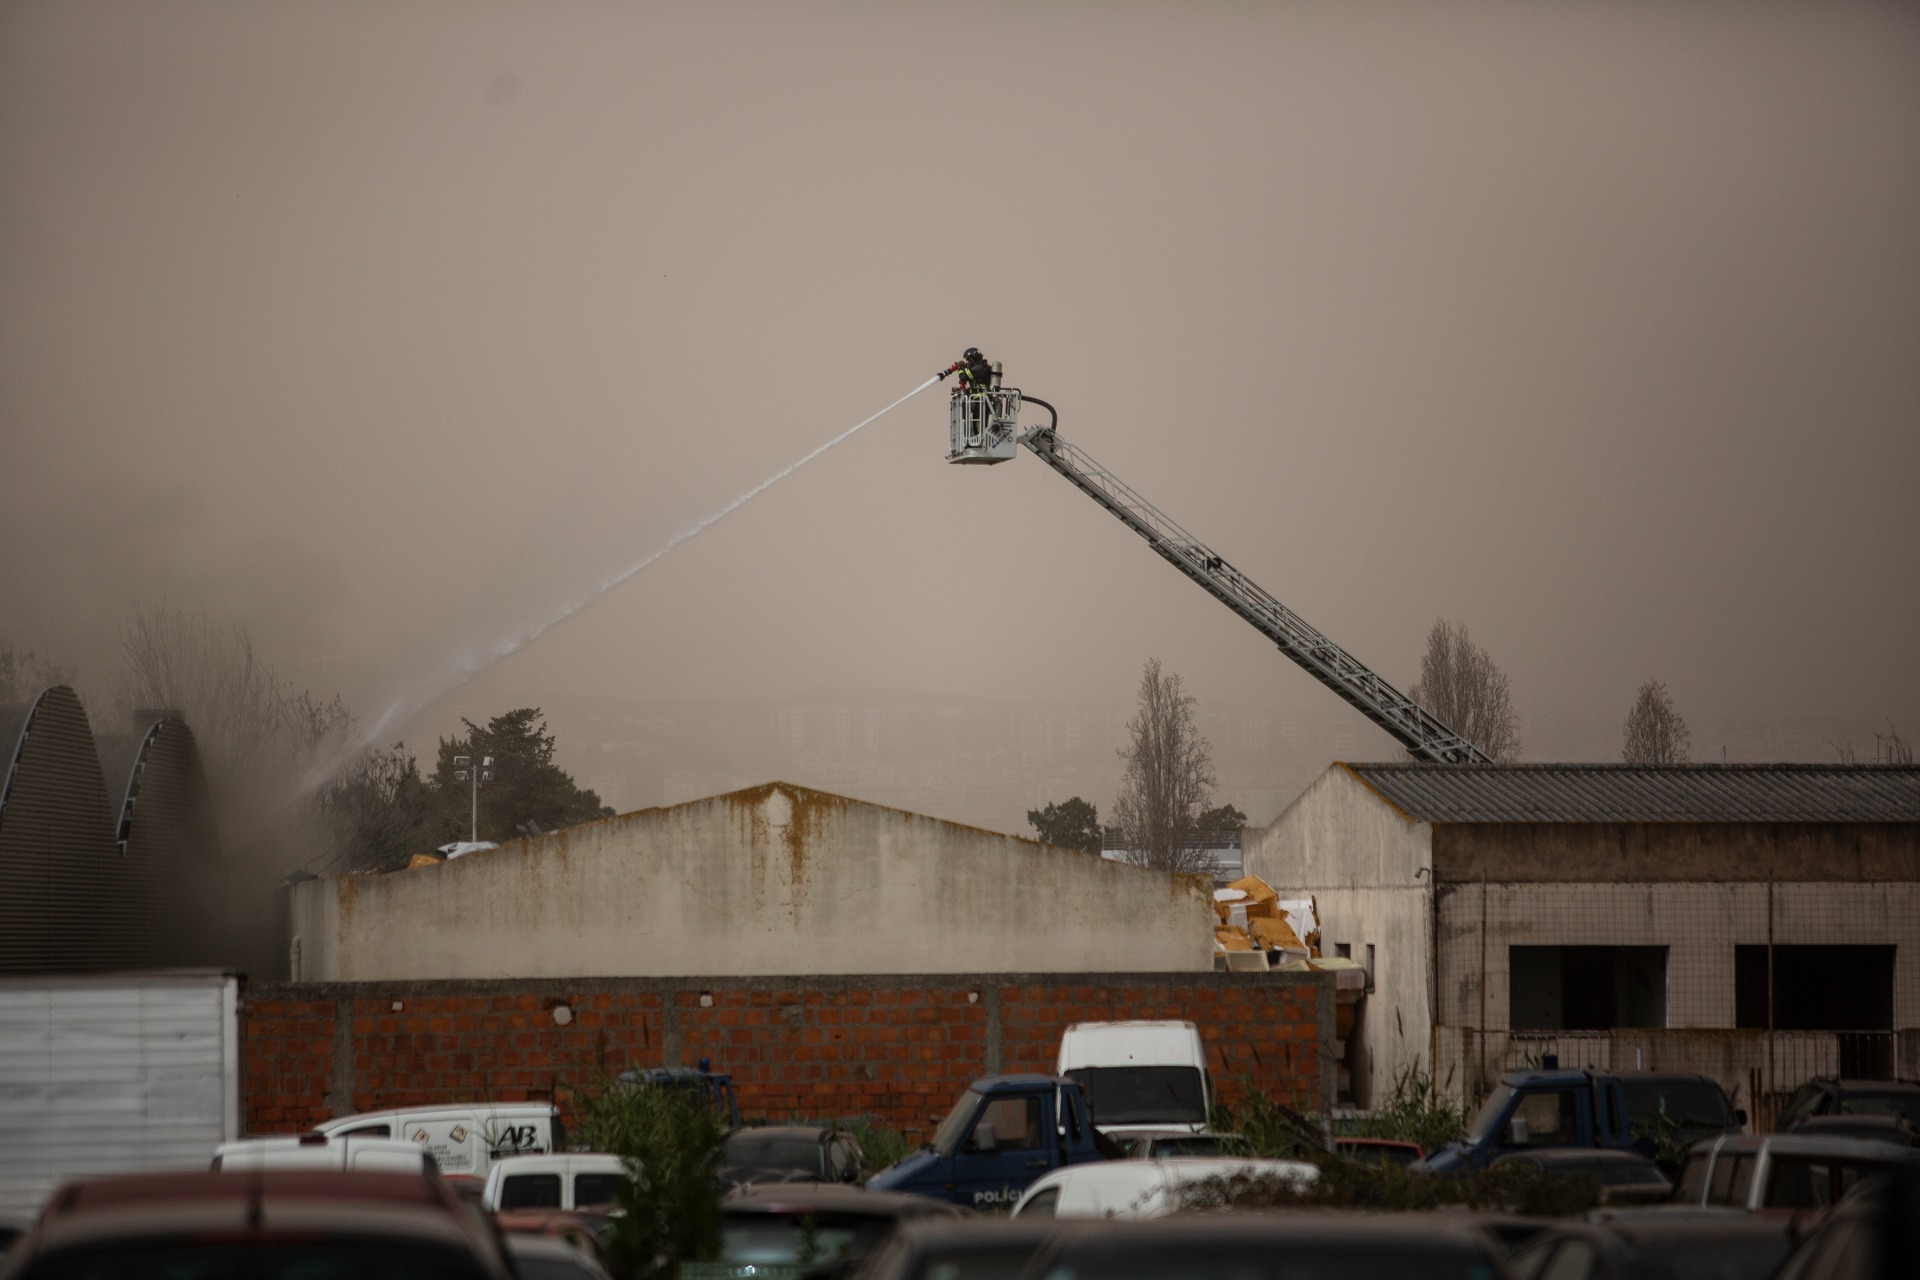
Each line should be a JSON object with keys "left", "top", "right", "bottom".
{"left": 240, "top": 973, "right": 1331, "bottom": 1137}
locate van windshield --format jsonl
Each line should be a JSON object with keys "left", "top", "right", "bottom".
{"left": 1065, "top": 1067, "right": 1205, "bottom": 1126}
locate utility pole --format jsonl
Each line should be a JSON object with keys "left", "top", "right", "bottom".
{"left": 452, "top": 754, "right": 495, "bottom": 843}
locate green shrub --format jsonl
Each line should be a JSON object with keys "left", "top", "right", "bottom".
{"left": 577, "top": 1077, "right": 727, "bottom": 1280}
{"left": 841, "top": 1119, "right": 914, "bottom": 1176}
{"left": 1354, "top": 1068, "right": 1470, "bottom": 1156}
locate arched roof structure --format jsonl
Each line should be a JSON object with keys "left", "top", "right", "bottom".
{"left": 0, "top": 686, "right": 136, "bottom": 972}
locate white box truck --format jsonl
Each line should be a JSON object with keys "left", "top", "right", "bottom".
{"left": 0, "top": 971, "right": 241, "bottom": 1223}
{"left": 1055, "top": 1020, "right": 1211, "bottom": 1138}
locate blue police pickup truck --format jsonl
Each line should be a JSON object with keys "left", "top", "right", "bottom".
{"left": 866, "top": 1075, "right": 1117, "bottom": 1209}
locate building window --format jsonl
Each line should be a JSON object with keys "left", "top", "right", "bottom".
{"left": 1510, "top": 946, "right": 1668, "bottom": 1030}
{"left": 1734, "top": 945, "right": 1895, "bottom": 1031}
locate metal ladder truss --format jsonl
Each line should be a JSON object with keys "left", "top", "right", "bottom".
{"left": 1018, "top": 425, "right": 1492, "bottom": 764}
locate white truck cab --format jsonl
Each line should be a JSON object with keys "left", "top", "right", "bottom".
{"left": 311, "top": 1102, "right": 562, "bottom": 1179}
{"left": 1055, "top": 1021, "right": 1211, "bottom": 1136}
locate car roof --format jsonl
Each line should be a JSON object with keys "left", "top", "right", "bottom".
{"left": 1035, "top": 1212, "right": 1501, "bottom": 1248}
{"left": 724, "top": 1184, "right": 967, "bottom": 1217}
{"left": 727, "top": 1125, "right": 832, "bottom": 1140}
{"left": 1693, "top": 1133, "right": 1920, "bottom": 1159}
{"left": 21, "top": 1171, "right": 495, "bottom": 1264}
{"left": 886, "top": 1217, "right": 1062, "bottom": 1247}
{"left": 1615, "top": 1072, "right": 1724, "bottom": 1086}
{"left": 971, "top": 1074, "right": 1067, "bottom": 1093}
{"left": 322, "top": 1101, "right": 554, "bottom": 1123}
{"left": 1499, "top": 1067, "right": 1598, "bottom": 1088}
{"left": 1505, "top": 1148, "right": 1659, "bottom": 1166}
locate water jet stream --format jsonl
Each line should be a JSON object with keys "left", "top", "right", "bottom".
{"left": 310, "top": 373, "right": 941, "bottom": 793}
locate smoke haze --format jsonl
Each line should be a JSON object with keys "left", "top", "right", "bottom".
{"left": 4, "top": 1, "right": 1916, "bottom": 833}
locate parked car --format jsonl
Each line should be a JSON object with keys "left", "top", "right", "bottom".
{"left": 1335, "top": 1136, "right": 1424, "bottom": 1167}
{"left": 211, "top": 1132, "right": 440, "bottom": 1176}
{"left": 0, "top": 1170, "right": 512, "bottom": 1278}
{"left": 483, "top": 1153, "right": 628, "bottom": 1212}
{"left": 1119, "top": 1132, "right": 1243, "bottom": 1159}
{"left": 722, "top": 1125, "right": 865, "bottom": 1186}
{"left": 617, "top": 1064, "right": 742, "bottom": 1128}
{"left": 847, "top": 1217, "right": 1059, "bottom": 1280}
{"left": 1490, "top": 1149, "right": 1671, "bottom": 1204}
{"left": 1018, "top": 1211, "right": 1515, "bottom": 1280}
{"left": 1770, "top": 1160, "right": 1920, "bottom": 1280}
{"left": 1777, "top": 1076, "right": 1920, "bottom": 1130}
{"left": 1617, "top": 1072, "right": 1745, "bottom": 1150}
{"left": 1674, "top": 1132, "right": 1920, "bottom": 1213}
{"left": 312, "top": 1101, "right": 564, "bottom": 1179}
{"left": 492, "top": 1208, "right": 615, "bottom": 1252}
{"left": 1055, "top": 1021, "right": 1211, "bottom": 1136}
{"left": 505, "top": 1232, "right": 615, "bottom": 1280}
{"left": 1789, "top": 1113, "right": 1920, "bottom": 1146}
{"left": 718, "top": 1183, "right": 969, "bottom": 1278}
{"left": 1009, "top": 1157, "right": 1316, "bottom": 1220}
{"left": 1508, "top": 1213, "right": 1794, "bottom": 1280}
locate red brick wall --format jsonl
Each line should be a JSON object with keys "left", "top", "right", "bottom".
{"left": 240, "top": 974, "right": 1329, "bottom": 1137}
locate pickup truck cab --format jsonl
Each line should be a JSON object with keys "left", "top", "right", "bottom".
{"left": 866, "top": 1075, "right": 1113, "bottom": 1210}
{"left": 1416, "top": 1062, "right": 1637, "bottom": 1174}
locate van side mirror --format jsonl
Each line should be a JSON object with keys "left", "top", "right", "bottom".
{"left": 1734, "top": 1108, "right": 1748, "bottom": 1128}
{"left": 970, "top": 1123, "right": 998, "bottom": 1154}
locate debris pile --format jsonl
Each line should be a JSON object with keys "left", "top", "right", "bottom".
{"left": 1212, "top": 875, "right": 1319, "bottom": 965}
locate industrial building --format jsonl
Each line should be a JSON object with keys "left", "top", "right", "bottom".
{"left": 288, "top": 781, "right": 1215, "bottom": 981}
{"left": 0, "top": 686, "right": 223, "bottom": 973}
{"left": 1247, "top": 763, "right": 1920, "bottom": 1116}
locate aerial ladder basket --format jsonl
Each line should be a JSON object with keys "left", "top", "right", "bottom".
{"left": 945, "top": 362, "right": 1020, "bottom": 464}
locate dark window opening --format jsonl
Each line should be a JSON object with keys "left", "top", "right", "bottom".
{"left": 1735, "top": 945, "right": 1895, "bottom": 1030}
{"left": 1510, "top": 946, "right": 1667, "bottom": 1030}
{"left": 499, "top": 1173, "right": 562, "bottom": 1209}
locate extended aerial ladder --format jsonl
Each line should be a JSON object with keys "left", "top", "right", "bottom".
{"left": 938, "top": 350, "right": 1493, "bottom": 764}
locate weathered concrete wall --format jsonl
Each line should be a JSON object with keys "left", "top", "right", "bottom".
{"left": 290, "top": 783, "right": 1212, "bottom": 981}
{"left": 1247, "top": 766, "right": 1434, "bottom": 1107}
{"left": 242, "top": 971, "right": 1335, "bottom": 1135}
{"left": 1434, "top": 822, "right": 1920, "bottom": 883}
{"left": 1436, "top": 880, "right": 1920, "bottom": 1030}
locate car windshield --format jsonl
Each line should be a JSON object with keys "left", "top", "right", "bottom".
{"left": 18, "top": 1239, "right": 491, "bottom": 1280}
{"left": 1065, "top": 1067, "right": 1206, "bottom": 1126}
{"left": 1465, "top": 1085, "right": 1515, "bottom": 1142}
{"left": 725, "top": 1133, "right": 823, "bottom": 1174}
{"left": 1038, "top": 1239, "right": 1496, "bottom": 1280}
{"left": 720, "top": 1213, "right": 896, "bottom": 1268}
{"left": 1623, "top": 1081, "right": 1732, "bottom": 1129}
{"left": 1596, "top": 1159, "right": 1667, "bottom": 1187}
{"left": 1837, "top": 1089, "right": 1920, "bottom": 1127}
{"left": 933, "top": 1091, "right": 983, "bottom": 1156}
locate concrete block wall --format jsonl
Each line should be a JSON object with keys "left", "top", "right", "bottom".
{"left": 242, "top": 972, "right": 1333, "bottom": 1136}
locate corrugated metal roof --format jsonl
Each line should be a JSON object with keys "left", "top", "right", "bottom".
{"left": 1341, "top": 763, "right": 1920, "bottom": 823}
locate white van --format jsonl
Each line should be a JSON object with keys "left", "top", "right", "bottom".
{"left": 482, "top": 1153, "right": 628, "bottom": 1213}
{"left": 311, "top": 1102, "right": 563, "bottom": 1178}
{"left": 1056, "top": 1021, "right": 1211, "bottom": 1136}
{"left": 212, "top": 1133, "right": 438, "bottom": 1176}
{"left": 1010, "top": 1157, "right": 1315, "bottom": 1220}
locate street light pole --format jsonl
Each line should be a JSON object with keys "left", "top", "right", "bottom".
{"left": 452, "top": 754, "right": 495, "bottom": 843}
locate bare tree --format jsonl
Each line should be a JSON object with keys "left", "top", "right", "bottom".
{"left": 115, "top": 604, "right": 351, "bottom": 812}
{"left": 1112, "top": 658, "right": 1219, "bottom": 876}
{"left": 1622, "top": 679, "right": 1691, "bottom": 764}
{"left": 0, "top": 634, "right": 76, "bottom": 702}
{"left": 1825, "top": 737, "right": 1859, "bottom": 764}
{"left": 1409, "top": 619, "right": 1521, "bottom": 762}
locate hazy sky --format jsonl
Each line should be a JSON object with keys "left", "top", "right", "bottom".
{"left": 4, "top": 1, "right": 1917, "bottom": 761}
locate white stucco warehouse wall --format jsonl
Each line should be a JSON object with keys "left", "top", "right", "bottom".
{"left": 290, "top": 783, "right": 1213, "bottom": 981}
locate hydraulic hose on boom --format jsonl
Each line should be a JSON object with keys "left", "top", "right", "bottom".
{"left": 939, "top": 349, "right": 1493, "bottom": 765}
